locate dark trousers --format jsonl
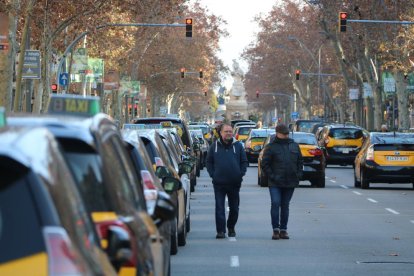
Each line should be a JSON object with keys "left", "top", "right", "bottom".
{"left": 213, "top": 185, "right": 240, "bottom": 233}
{"left": 269, "top": 187, "right": 295, "bottom": 231}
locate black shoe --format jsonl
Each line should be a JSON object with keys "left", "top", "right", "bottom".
{"left": 228, "top": 228, "right": 236, "bottom": 237}
{"left": 272, "top": 230, "right": 280, "bottom": 240}
{"left": 216, "top": 232, "right": 226, "bottom": 239}
{"left": 280, "top": 231, "right": 290, "bottom": 239}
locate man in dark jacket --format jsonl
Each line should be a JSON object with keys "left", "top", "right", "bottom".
{"left": 261, "top": 124, "right": 303, "bottom": 240}
{"left": 206, "top": 123, "right": 248, "bottom": 239}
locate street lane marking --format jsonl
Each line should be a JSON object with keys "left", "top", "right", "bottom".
{"left": 230, "top": 256, "right": 239, "bottom": 267}
{"left": 385, "top": 208, "right": 400, "bottom": 215}
{"left": 340, "top": 185, "right": 349, "bottom": 189}
{"left": 367, "top": 198, "right": 378, "bottom": 203}
{"left": 228, "top": 237, "right": 237, "bottom": 242}
{"left": 410, "top": 220, "right": 414, "bottom": 224}
{"left": 353, "top": 191, "right": 362, "bottom": 195}
{"left": 329, "top": 179, "right": 336, "bottom": 183}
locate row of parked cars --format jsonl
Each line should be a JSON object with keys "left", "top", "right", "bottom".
{"left": 0, "top": 95, "right": 206, "bottom": 276}
{"left": 234, "top": 119, "right": 414, "bottom": 190}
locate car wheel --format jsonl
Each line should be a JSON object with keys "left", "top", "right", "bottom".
{"left": 361, "top": 170, "right": 369, "bottom": 189}
{"left": 178, "top": 211, "right": 187, "bottom": 246}
{"left": 170, "top": 219, "right": 178, "bottom": 255}
{"left": 354, "top": 169, "right": 361, "bottom": 188}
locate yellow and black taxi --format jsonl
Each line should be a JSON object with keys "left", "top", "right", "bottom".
{"left": 258, "top": 132, "right": 326, "bottom": 187}
{"left": 244, "top": 128, "right": 275, "bottom": 163}
{"left": 135, "top": 129, "right": 191, "bottom": 255}
{"left": 122, "top": 129, "right": 179, "bottom": 275}
{"left": 0, "top": 126, "right": 117, "bottom": 275}
{"left": 233, "top": 124, "right": 256, "bottom": 142}
{"left": 354, "top": 132, "right": 414, "bottom": 189}
{"left": 8, "top": 95, "right": 172, "bottom": 276}
{"left": 317, "top": 124, "right": 366, "bottom": 166}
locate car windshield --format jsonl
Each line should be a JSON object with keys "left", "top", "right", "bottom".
{"left": 371, "top": 133, "right": 414, "bottom": 145}
{"left": 250, "top": 129, "right": 275, "bottom": 138}
{"left": 290, "top": 134, "right": 317, "bottom": 145}
{"left": 329, "top": 128, "right": 363, "bottom": 139}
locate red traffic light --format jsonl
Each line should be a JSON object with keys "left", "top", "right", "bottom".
{"left": 339, "top": 12, "right": 347, "bottom": 32}
{"left": 180, "top": 68, "right": 185, "bottom": 78}
{"left": 51, "top": 83, "right": 58, "bottom": 93}
{"left": 295, "top": 70, "right": 301, "bottom": 80}
{"left": 199, "top": 69, "right": 203, "bottom": 78}
{"left": 204, "top": 91, "right": 207, "bottom": 97}
{"left": 185, "top": 18, "right": 193, "bottom": 38}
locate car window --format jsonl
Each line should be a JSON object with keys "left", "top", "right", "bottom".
{"left": 329, "top": 128, "right": 363, "bottom": 139}
{"left": 0, "top": 163, "right": 44, "bottom": 264}
{"left": 60, "top": 138, "right": 112, "bottom": 212}
{"left": 99, "top": 135, "right": 141, "bottom": 211}
{"left": 239, "top": 127, "right": 252, "bottom": 135}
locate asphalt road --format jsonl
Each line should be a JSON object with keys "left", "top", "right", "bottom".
{"left": 171, "top": 164, "right": 414, "bottom": 276}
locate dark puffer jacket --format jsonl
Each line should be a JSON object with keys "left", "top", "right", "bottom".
{"left": 206, "top": 138, "right": 248, "bottom": 187}
{"left": 261, "top": 137, "right": 303, "bottom": 188}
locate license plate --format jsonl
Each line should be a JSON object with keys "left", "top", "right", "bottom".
{"left": 386, "top": 156, "right": 408, "bottom": 161}
{"left": 340, "top": 148, "right": 351, "bottom": 153}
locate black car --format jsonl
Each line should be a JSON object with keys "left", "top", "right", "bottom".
{"left": 0, "top": 126, "right": 118, "bottom": 275}
{"left": 132, "top": 117, "right": 198, "bottom": 189}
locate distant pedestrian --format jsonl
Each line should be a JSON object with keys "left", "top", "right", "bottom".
{"left": 381, "top": 124, "right": 388, "bottom": 132}
{"left": 206, "top": 123, "right": 248, "bottom": 239}
{"left": 260, "top": 124, "right": 303, "bottom": 240}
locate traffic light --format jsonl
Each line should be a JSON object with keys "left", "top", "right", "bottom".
{"left": 51, "top": 83, "right": 58, "bottom": 94}
{"left": 295, "top": 70, "right": 301, "bottom": 80}
{"left": 199, "top": 69, "right": 203, "bottom": 78}
{"left": 339, "top": 12, "right": 347, "bottom": 32}
{"left": 180, "top": 68, "right": 185, "bottom": 78}
{"left": 256, "top": 90, "right": 259, "bottom": 98}
{"left": 185, "top": 18, "right": 193, "bottom": 38}
{"left": 204, "top": 91, "right": 207, "bottom": 97}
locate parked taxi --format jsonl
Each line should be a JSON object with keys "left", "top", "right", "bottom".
{"left": 354, "top": 132, "right": 414, "bottom": 189}
{"left": 258, "top": 132, "right": 326, "bottom": 187}
{"left": 8, "top": 95, "right": 173, "bottom": 276}
{"left": 244, "top": 128, "right": 275, "bottom": 163}
{"left": 0, "top": 126, "right": 117, "bottom": 276}
{"left": 317, "top": 124, "right": 365, "bottom": 166}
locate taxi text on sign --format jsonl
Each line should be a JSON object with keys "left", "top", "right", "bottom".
{"left": 22, "top": 50, "right": 41, "bottom": 79}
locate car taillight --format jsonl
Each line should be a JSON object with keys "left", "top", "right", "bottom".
{"left": 43, "top": 226, "right": 87, "bottom": 276}
{"left": 366, "top": 145, "right": 374, "bottom": 160}
{"left": 235, "top": 133, "right": 239, "bottom": 140}
{"left": 141, "top": 170, "right": 156, "bottom": 190}
{"left": 155, "top": 157, "right": 164, "bottom": 167}
{"left": 308, "top": 148, "right": 323, "bottom": 156}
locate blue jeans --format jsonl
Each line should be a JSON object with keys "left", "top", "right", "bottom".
{"left": 269, "top": 187, "right": 295, "bottom": 231}
{"left": 213, "top": 185, "right": 240, "bottom": 233}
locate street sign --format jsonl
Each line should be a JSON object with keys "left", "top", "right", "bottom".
{"left": 59, "top": 73, "right": 69, "bottom": 86}
{"left": 363, "top": 82, "right": 373, "bottom": 98}
{"left": 291, "top": 112, "right": 299, "bottom": 120}
{"left": 22, "top": 50, "right": 41, "bottom": 79}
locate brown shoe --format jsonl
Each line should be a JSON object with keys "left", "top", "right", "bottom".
{"left": 280, "top": 231, "right": 290, "bottom": 239}
{"left": 272, "top": 230, "right": 280, "bottom": 240}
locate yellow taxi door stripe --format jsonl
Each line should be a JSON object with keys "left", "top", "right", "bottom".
{"left": 0, "top": 252, "right": 48, "bottom": 275}
{"left": 91, "top": 212, "right": 118, "bottom": 223}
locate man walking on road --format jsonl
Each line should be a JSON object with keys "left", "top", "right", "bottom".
{"left": 206, "top": 123, "right": 248, "bottom": 239}
{"left": 260, "top": 124, "right": 303, "bottom": 240}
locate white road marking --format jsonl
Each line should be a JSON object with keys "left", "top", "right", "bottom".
{"left": 228, "top": 237, "right": 237, "bottom": 242}
{"left": 340, "top": 185, "right": 349, "bottom": 189}
{"left": 329, "top": 179, "right": 336, "bottom": 183}
{"left": 367, "top": 198, "right": 378, "bottom": 203}
{"left": 353, "top": 191, "right": 362, "bottom": 196}
{"left": 385, "top": 208, "right": 400, "bottom": 215}
{"left": 230, "top": 256, "right": 240, "bottom": 267}
{"left": 410, "top": 220, "right": 414, "bottom": 224}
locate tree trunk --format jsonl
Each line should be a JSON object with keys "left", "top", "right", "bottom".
{"left": 394, "top": 71, "right": 410, "bottom": 130}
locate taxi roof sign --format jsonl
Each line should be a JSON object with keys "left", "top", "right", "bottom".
{"left": 47, "top": 95, "right": 101, "bottom": 117}
{"left": 0, "top": 107, "right": 6, "bottom": 127}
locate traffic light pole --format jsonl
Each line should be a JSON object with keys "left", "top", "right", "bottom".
{"left": 56, "top": 22, "right": 188, "bottom": 91}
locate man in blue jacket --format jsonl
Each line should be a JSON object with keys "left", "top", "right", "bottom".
{"left": 206, "top": 123, "right": 248, "bottom": 239}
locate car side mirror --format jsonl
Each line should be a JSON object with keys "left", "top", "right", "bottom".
{"left": 179, "top": 162, "right": 193, "bottom": 175}
{"left": 153, "top": 191, "right": 176, "bottom": 227}
{"left": 155, "top": 166, "right": 171, "bottom": 179}
{"left": 107, "top": 225, "right": 132, "bottom": 271}
{"left": 162, "top": 176, "right": 182, "bottom": 192}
